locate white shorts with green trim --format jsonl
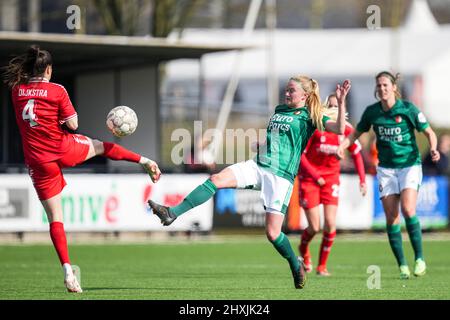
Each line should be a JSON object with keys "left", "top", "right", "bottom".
{"left": 376, "top": 165, "right": 423, "bottom": 198}
{"left": 229, "top": 159, "right": 293, "bottom": 215}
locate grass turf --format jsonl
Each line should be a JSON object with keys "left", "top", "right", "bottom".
{"left": 0, "top": 236, "right": 449, "bottom": 300}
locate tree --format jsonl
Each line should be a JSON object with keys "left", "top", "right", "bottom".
{"left": 85, "top": 0, "right": 204, "bottom": 37}
{"left": 151, "top": 0, "right": 204, "bottom": 38}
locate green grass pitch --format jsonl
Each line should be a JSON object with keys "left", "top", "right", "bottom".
{"left": 0, "top": 235, "right": 449, "bottom": 300}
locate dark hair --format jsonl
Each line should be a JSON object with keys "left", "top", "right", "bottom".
{"left": 2, "top": 45, "right": 52, "bottom": 89}
{"left": 374, "top": 71, "right": 402, "bottom": 100}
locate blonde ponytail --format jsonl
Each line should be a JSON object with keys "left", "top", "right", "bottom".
{"left": 307, "top": 79, "right": 324, "bottom": 131}
{"left": 290, "top": 75, "right": 324, "bottom": 131}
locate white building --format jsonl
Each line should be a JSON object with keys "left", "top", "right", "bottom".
{"left": 165, "top": 0, "right": 450, "bottom": 127}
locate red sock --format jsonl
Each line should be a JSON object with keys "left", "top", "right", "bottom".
{"left": 318, "top": 231, "right": 336, "bottom": 267}
{"left": 299, "top": 229, "right": 314, "bottom": 262}
{"left": 103, "top": 142, "right": 141, "bottom": 163}
{"left": 49, "top": 222, "right": 70, "bottom": 266}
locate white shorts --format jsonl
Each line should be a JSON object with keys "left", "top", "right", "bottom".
{"left": 229, "top": 159, "right": 293, "bottom": 215}
{"left": 376, "top": 165, "right": 423, "bottom": 198}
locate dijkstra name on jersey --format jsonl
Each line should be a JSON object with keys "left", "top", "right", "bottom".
{"left": 18, "top": 88, "right": 48, "bottom": 97}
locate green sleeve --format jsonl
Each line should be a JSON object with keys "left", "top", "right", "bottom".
{"left": 410, "top": 103, "right": 430, "bottom": 132}
{"left": 356, "top": 108, "right": 371, "bottom": 133}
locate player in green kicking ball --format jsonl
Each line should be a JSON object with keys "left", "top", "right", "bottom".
{"left": 149, "top": 76, "right": 351, "bottom": 289}
{"left": 347, "top": 71, "right": 440, "bottom": 279}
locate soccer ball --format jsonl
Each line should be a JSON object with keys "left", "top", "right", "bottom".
{"left": 106, "top": 106, "right": 138, "bottom": 137}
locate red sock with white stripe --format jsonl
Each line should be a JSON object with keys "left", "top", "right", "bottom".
{"left": 49, "top": 222, "right": 70, "bottom": 266}
{"left": 102, "top": 142, "right": 141, "bottom": 163}
{"left": 318, "top": 230, "right": 336, "bottom": 268}
{"left": 299, "top": 229, "right": 314, "bottom": 264}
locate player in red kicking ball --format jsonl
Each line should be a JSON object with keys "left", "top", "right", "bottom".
{"left": 4, "top": 45, "right": 161, "bottom": 293}
{"left": 298, "top": 93, "right": 367, "bottom": 276}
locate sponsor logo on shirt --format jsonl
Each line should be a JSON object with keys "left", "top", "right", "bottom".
{"left": 378, "top": 126, "right": 403, "bottom": 142}
{"left": 268, "top": 114, "right": 294, "bottom": 132}
{"left": 271, "top": 114, "right": 294, "bottom": 123}
{"left": 317, "top": 144, "right": 338, "bottom": 155}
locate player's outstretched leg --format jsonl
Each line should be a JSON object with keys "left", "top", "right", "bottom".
{"left": 140, "top": 157, "right": 161, "bottom": 183}
{"left": 149, "top": 178, "right": 218, "bottom": 226}
{"left": 148, "top": 200, "right": 178, "bottom": 226}
{"left": 88, "top": 139, "right": 161, "bottom": 183}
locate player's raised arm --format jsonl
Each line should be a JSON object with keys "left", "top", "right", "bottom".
{"left": 325, "top": 80, "right": 351, "bottom": 135}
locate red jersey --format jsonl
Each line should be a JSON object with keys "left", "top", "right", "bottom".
{"left": 11, "top": 77, "right": 77, "bottom": 165}
{"left": 298, "top": 124, "right": 365, "bottom": 182}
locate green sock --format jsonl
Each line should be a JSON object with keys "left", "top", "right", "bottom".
{"left": 387, "top": 224, "right": 407, "bottom": 267}
{"left": 170, "top": 179, "right": 217, "bottom": 217}
{"left": 405, "top": 216, "right": 424, "bottom": 261}
{"left": 271, "top": 232, "right": 300, "bottom": 273}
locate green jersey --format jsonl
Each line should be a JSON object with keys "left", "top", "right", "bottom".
{"left": 356, "top": 99, "right": 429, "bottom": 168}
{"left": 257, "top": 104, "right": 330, "bottom": 183}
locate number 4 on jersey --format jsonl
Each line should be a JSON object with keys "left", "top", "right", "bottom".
{"left": 22, "top": 99, "right": 39, "bottom": 127}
